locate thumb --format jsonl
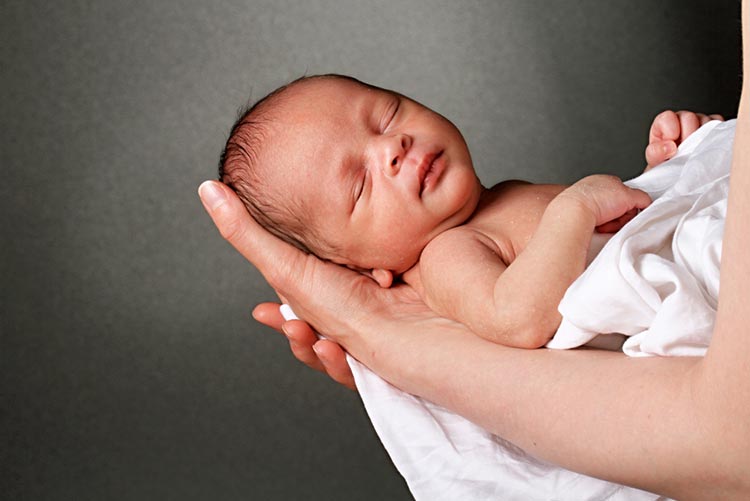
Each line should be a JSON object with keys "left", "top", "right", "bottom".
{"left": 645, "top": 140, "right": 677, "bottom": 170}
{"left": 198, "top": 180, "right": 305, "bottom": 290}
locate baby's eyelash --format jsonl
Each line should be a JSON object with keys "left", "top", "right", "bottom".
{"left": 387, "top": 100, "right": 400, "bottom": 128}
{"left": 381, "top": 99, "right": 400, "bottom": 133}
{"left": 355, "top": 171, "right": 366, "bottom": 201}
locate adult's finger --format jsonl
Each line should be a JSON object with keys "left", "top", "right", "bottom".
{"left": 280, "top": 318, "right": 356, "bottom": 389}
{"left": 255, "top": 304, "right": 345, "bottom": 378}
{"left": 252, "top": 304, "right": 325, "bottom": 370}
{"left": 199, "top": 180, "right": 371, "bottom": 329}
{"left": 198, "top": 180, "right": 304, "bottom": 292}
{"left": 314, "top": 340, "right": 356, "bottom": 390}
{"left": 252, "top": 302, "right": 286, "bottom": 332}
{"left": 282, "top": 319, "right": 326, "bottom": 372}
{"left": 253, "top": 303, "right": 356, "bottom": 389}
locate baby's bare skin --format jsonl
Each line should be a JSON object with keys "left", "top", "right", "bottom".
{"left": 404, "top": 181, "right": 563, "bottom": 312}
{"left": 404, "top": 177, "right": 648, "bottom": 348}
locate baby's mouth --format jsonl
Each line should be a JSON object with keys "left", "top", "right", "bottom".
{"left": 419, "top": 150, "right": 444, "bottom": 196}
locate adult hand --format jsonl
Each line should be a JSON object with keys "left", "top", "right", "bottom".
{"left": 198, "top": 180, "right": 433, "bottom": 388}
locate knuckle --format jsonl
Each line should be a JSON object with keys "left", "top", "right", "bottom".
{"left": 655, "top": 109, "right": 676, "bottom": 124}
{"left": 596, "top": 174, "right": 620, "bottom": 185}
{"left": 218, "top": 215, "right": 244, "bottom": 242}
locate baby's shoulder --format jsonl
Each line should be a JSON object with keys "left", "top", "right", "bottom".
{"left": 425, "top": 223, "right": 485, "bottom": 249}
{"left": 404, "top": 225, "right": 497, "bottom": 297}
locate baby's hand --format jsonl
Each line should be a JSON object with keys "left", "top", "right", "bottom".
{"left": 645, "top": 110, "right": 724, "bottom": 170}
{"left": 560, "top": 175, "right": 652, "bottom": 233}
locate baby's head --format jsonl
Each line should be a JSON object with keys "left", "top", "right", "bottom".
{"left": 219, "top": 74, "right": 482, "bottom": 286}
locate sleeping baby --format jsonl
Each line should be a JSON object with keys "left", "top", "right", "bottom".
{"left": 218, "top": 74, "right": 720, "bottom": 348}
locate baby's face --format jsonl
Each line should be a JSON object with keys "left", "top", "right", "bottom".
{"left": 263, "top": 77, "right": 482, "bottom": 274}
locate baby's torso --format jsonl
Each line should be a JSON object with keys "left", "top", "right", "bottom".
{"left": 462, "top": 180, "right": 565, "bottom": 262}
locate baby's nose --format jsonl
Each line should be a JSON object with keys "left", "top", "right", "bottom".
{"left": 384, "top": 134, "right": 412, "bottom": 177}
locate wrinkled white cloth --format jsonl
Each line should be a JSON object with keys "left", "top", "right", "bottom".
{"left": 549, "top": 119, "right": 732, "bottom": 355}
{"left": 277, "top": 119, "right": 733, "bottom": 500}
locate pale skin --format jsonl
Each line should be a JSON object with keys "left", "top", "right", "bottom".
{"left": 407, "top": 177, "right": 649, "bottom": 348}
{"left": 256, "top": 107, "right": 725, "bottom": 386}
{"left": 254, "top": 77, "right": 652, "bottom": 349}
{"left": 199, "top": 5, "right": 750, "bottom": 496}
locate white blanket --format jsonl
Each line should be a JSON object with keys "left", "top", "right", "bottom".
{"left": 549, "top": 119, "right": 732, "bottom": 355}
{"left": 278, "top": 119, "right": 734, "bottom": 501}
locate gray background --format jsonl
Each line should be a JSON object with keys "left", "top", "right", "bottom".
{"left": 2, "top": 1, "right": 741, "bottom": 499}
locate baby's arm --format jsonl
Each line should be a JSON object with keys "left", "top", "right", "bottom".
{"left": 645, "top": 110, "right": 724, "bottom": 169}
{"left": 420, "top": 176, "right": 651, "bottom": 348}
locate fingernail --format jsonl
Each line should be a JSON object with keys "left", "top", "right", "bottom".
{"left": 312, "top": 343, "right": 324, "bottom": 358}
{"left": 281, "top": 324, "right": 290, "bottom": 337}
{"left": 198, "top": 181, "right": 226, "bottom": 210}
{"left": 664, "top": 142, "right": 677, "bottom": 156}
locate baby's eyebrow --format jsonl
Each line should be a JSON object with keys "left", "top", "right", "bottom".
{"left": 339, "top": 151, "right": 365, "bottom": 212}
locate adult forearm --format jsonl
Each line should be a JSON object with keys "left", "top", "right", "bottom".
{"left": 350, "top": 320, "right": 723, "bottom": 499}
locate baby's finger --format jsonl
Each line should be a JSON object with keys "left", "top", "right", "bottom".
{"left": 676, "top": 110, "right": 701, "bottom": 142}
{"left": 697, "top": 113, "right": 712, "bottom": 126}
{"left": 314, "top": 340, "right": 357, "bottom": 391}
{"left": 709, "top": 114, "right": 724, "bottom": 121}
{"left": 595, "top": 208, "right": 640, "bottom": 233}
{"left": 645, "top": 140, "right": 677, "bottom": 169}
{"left": 631, "top": 188, "right": 652, "bottom": 210}
{"left": 649, "top": 110, "right": 680, "bottom": 144}
{"left": 595, "top": 220, "right": 624, "bottom": 234}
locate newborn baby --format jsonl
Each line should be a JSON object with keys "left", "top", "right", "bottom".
{"left": 219, "top": 74, "right": 709, "bottom": 348}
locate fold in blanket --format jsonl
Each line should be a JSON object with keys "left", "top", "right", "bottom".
{"left": 279, "top": 119, "right": 734, "bottom": 500}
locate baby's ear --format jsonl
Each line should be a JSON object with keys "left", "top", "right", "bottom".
{"left": 345, "top": 265, "right": 394, "bottom": 288}
{"left": 371, "top": 268, "right": 393, "bottom": 288}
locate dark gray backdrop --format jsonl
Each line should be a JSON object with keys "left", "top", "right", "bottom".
{"left": 3, "top": 1, "right": 741, "bottom": 500}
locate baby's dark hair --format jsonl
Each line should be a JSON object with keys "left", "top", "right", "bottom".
{"left": 218, "top": 73, "right": 362, "bottom": 257}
